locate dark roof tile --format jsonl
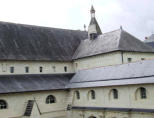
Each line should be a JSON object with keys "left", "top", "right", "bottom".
{"left": 0, "top": 74, "right": 73, "bottom": 93}
{"left": 0, "top": 21, "right": 87, "bottom": 61}
{"left": 68, "top": 59, "right": 154, "bottom": 88}
{"left": 73, "top": 29, "right": 154, "bottom": 59}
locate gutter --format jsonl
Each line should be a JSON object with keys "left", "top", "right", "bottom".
{"left": 72, "top": 106, "right": 154, "bottom": 113}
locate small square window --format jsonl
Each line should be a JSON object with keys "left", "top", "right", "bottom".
{"left": 2, "top": 63, "right": 7, "bottom": 72}
{"left": 39, "top": 67, "right": 43, "bottom": 73}
{"left": 52, "top": 66, "right": 56, "bottom": 72}
{"left": 64, "top": 66, "right": 67, "bottom": 72}
{"left": 127, "top": 58, "right": 132, "bottom": 63}
{"left": 10, "top": 67, "right": 14, "bottom": 73}
{"left": 25, "top": 67, "right": 29, "bottom": 73}
{"left": 141, "top": 58, "right": 145, "bottom": 60}
{"left": 113, "top": 89, "right": 118, "bottom": 99}
{"left": 140, "top": 87, "right": 147, "bottom": 99}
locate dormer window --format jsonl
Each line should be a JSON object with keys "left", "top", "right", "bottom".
{"left": 90, "top": 33, "right": 97, "bottom": 40}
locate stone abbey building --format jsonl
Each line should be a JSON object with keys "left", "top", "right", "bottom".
{"left": 0, "top": 6, "right": 154, "bottom": 118}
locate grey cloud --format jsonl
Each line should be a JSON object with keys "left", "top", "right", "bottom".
{"left": 117, "top": 0, "right": 154, "bottom": 40}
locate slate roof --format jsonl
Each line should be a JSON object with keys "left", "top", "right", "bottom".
{"left": 145, "top": 42, "right": 154, "bottom": 48}
{"left": 0, "top": 21, "right": 87, "bottom": 61}
{"left": 0, "top": 74, "right": 73, "bottom": 94}
{"left": 67, "top": 59, "right": 154, "bottom": 88}
{"left": 73, "top": 29, "right": 154, "bottom": 59}
{"left": 0, "top": 21, "right": 153, "bottom": 61}
{"left": 1, "top": 60, "right": 154, "bottom": 93}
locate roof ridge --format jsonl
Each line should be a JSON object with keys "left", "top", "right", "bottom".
{"left": 70, "top": 74, "right": 154, "bottom": 84}
{"left": 0, "top": 20, "right": 86, "bottom": 32}
{"left": 102, "top": 28, "right": 121, "bottom": 35}
{"left": 117, "top": 29, "right": 123, "bottom": 48}
{"left": 80, "top": 28, "right": 121, "bottom": 41}
{"left": 122, "top": 30, "right": 141, "bottom": 41}
{"left": 118, "top": 29, "right": 154, "bottom": 52}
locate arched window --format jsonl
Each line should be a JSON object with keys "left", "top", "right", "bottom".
{"left": 140, "top": 87, "right": 147, "bottom": 99}
{"left": 112, "top": 89, "right": 118, "bottom": 99}
{"left": 46, "top": 95, "right": 56, "bottom": 104}
{"left": 89, "top": 116, "right": 96, "bottom": 118}
{"left": 75, "top": 91, "right": 80, "bottom": 100}
{"left": 0, "top": 100, "right": 7, "bottom": 109}
{"left": 89, "top": 90, "right": 95, "bottom": 99}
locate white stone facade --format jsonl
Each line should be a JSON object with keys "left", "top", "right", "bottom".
{"left": 0, "top": 51, "right": 154, "bottom": 118}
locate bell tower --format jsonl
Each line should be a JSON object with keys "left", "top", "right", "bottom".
{"left": 88, "top": 5, "right": 102, "bottom": 39}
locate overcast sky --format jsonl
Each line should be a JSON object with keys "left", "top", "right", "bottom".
{"left": 0, "top": 0, "right": 154, "bottom": 40}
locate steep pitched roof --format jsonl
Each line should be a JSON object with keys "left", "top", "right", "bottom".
{"left": 0, "top": 21, "right": 87, "bottom": 61}
{"left": 68, "top": 59, "right": 154, "bottom": 88}
{"left": 73, "top": 29, "right": 154, "bottom": 59}
{"left": 0, "top": 74, "right": 73, "bottom": 93}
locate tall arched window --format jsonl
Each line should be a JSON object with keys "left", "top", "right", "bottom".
{"left": 89, "top": 90, "right": 95, "bottom": 99}
{"left": 140, "top": 87, "right": 147, "bottom": 99}
{"left": 112, "top": 89, "right": 118, "bottom": 99}
{"left": 46, "top": 95, "right": 56, "bottom": 104}
{"left": 0, "top": 100, "right": 7, "bottom": 109}
{"left": 75, "top": 91, "right": 80, "bottom": 100}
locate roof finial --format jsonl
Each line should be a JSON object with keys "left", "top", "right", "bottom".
{"left": 90, "top": 5, "right": 95, "bottom": 18}
{"left": 84, "top": 24, "right": 86, "bottom": 31}
{"left": 90, "top": 5, "right": 95, "bottom": 13}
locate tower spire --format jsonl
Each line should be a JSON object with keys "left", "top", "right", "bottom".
{"left": 88, "top": 5, "right": 102, "bottom": 40}
{"left": 90, "top": 5, "right": 95, "bottom": 18}
{"left": 91, "top": 5, "right": 95, "bottom": 12}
